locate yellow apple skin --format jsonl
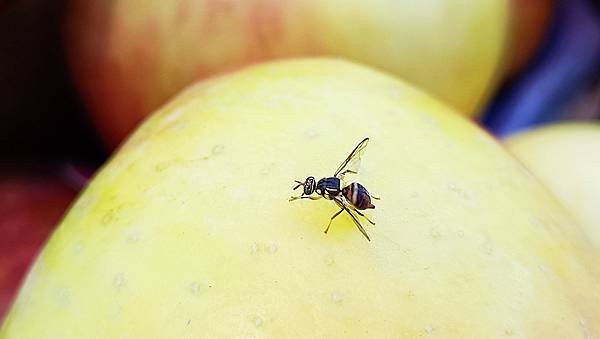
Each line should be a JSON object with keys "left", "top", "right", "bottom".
{"left": 64, "top": 0, "right": 509, "bottom": 148}
{"left": 2, "top": 59, "right": 598, "bottom": 338}
{"left": 505, "top": 123, "right": 600, "bottom": 248}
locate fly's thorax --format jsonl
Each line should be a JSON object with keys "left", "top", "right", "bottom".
{"left": 316, "top": 177, "right": 341, "bottom": 199}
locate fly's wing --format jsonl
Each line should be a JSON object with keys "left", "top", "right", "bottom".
{"left": 334, "top": 137, "right": 369, "bottom": 179}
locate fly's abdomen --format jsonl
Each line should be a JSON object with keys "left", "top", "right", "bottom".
{"left": 343, "top": 183, "right": 375, "bottom": 210}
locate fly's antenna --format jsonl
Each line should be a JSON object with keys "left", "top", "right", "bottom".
{"left": 293, "top": 180, "right": 304, "bottom": 190}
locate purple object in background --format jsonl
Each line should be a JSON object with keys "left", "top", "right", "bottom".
{"left": 483, "top": 0, "right": 600, "bottom": 136}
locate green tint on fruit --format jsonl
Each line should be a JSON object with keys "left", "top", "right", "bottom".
{"left": 2, "top": 59, "right": 598, "bottom": 338}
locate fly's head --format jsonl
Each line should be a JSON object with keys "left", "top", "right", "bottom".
{"left": 303, "top": 176, "right": 316, "bottom": 195}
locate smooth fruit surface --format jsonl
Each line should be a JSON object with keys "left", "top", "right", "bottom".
{"left": 64, "top": 0, "right": 509, "bottom": 148}
{"left": 2, "top": 59, "right": 598, "bottom": 338}
{"left": 505, "top": 122, "right": 600, "bottom": 248}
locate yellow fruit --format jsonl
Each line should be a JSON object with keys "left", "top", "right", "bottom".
{"left": 65, "top": 0, "right": 510, "bottom": 148}
{"left": 2, "top": 59, "right": 599, "bottom": 338}
{"left": 505, "top": 122, "right": 600, "bottom": 248}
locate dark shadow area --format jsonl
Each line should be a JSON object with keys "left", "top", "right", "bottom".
{"left": 0, "top": 0, "right": 106, "bottom": 165}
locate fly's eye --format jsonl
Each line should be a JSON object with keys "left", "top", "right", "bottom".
{"left": 304, "top": 184, "right": 314, "bottom": 195}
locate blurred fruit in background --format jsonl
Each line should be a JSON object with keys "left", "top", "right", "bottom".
{"left": 505, "top": 122, "right": 600, "bottom": 248}
{"left": 64, "top": 0, "right": 509, "bottom": 149}
{"left": 483, "top": 0, "right": 600, "bottom": 135}
{"left": 0, "top": 170, "right": 78, "bottom": 320}
{"left": 505, "top": 0, "right": 555, "bottom": 77}
{"left": 0, "top": 0, "right": 102, "bottom": 321}
{"left": 3, "top": 59, "right": 600, "bottom": 337}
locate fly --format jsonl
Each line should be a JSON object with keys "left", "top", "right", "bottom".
{"left": 289, "top": 137, "right": 379, "bottom": 241}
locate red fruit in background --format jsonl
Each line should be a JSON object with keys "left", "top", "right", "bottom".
{"left": 63, "top": 0, "right": 510, "bottom": 149}
{"left": 506, "top": 0, "right": 556, "bottom": 76}
{"left": 0, "top": 173, "right": 78, "bottom": 320}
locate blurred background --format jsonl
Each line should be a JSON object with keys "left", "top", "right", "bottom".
{"left": 0, "top": 0, "right": 599, "bottom": 321}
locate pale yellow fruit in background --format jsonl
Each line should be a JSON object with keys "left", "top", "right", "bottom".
{"left": 2, "top": 59, "right": 599, "bottom": 338}
{"left": 65, "top": 0, "right": 510, "bottom": 148}
{"left": 505, "top": 122, "right": 600, "bottom": 248}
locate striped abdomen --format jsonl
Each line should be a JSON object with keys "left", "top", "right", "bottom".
{"left": 342, "top": 182, "right": 375, "bottom": 210}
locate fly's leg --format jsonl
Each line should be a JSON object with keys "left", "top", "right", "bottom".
{"left": 289, "top": 195, "right": 322, "bottom": 202}
{"left": 324, "top": 208, "right": 344, "bottom": 234}
{"left": 292, "top": 180, "right": 305, "bottom": 190}
{"left": 370, "top": 195, "right": 381, "bottom": 200}
{"left": 333, "top": 198, "right": 371, "bottom": 241}
{"left": 349, "top": 207, "right": 376, "bottom": 226}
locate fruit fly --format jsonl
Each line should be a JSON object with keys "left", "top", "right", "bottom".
{"left": 290, "top": 137, "right": 379, "bottom": 241}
